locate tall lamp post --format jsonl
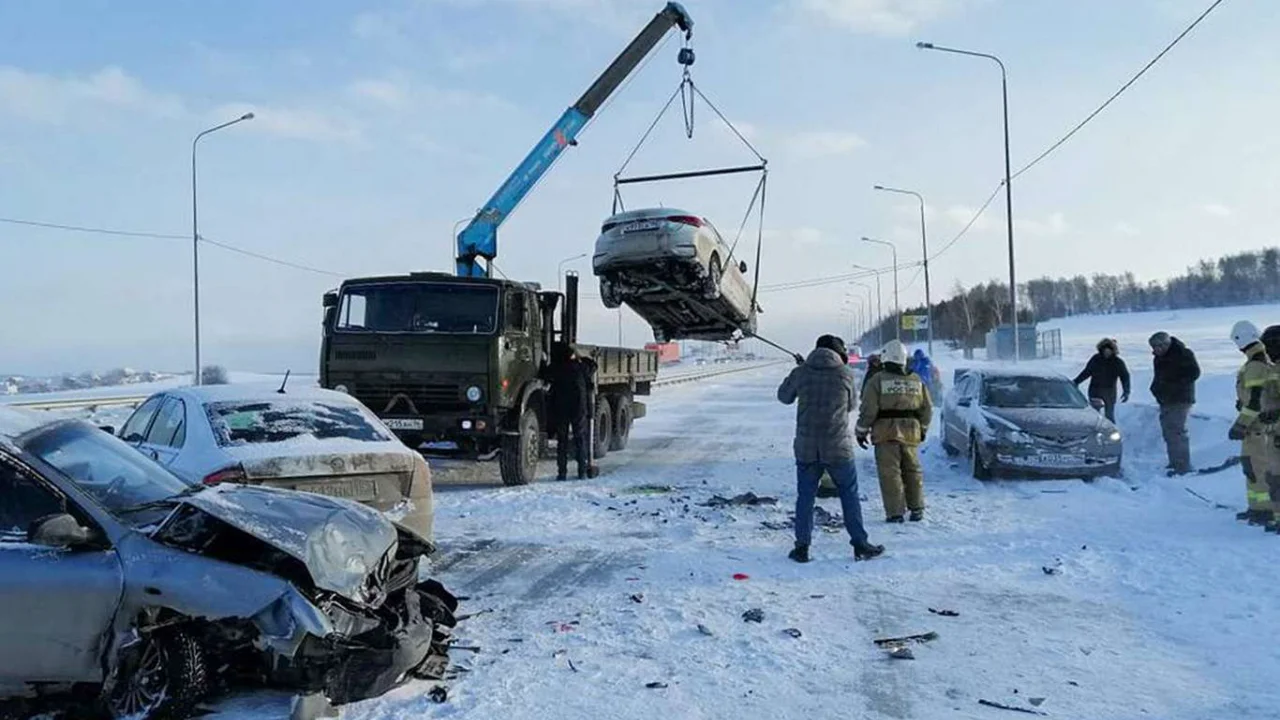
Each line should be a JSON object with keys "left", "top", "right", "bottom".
{"left": 917, "top": 41, "right": 1018, "bottom": 361}
{"left": 850, "top": 281, "right": 875, "bottom": 348}
{"left": 843, "top": 296, "right": 865, "bottom": 344}
{"left": 861, "top": 237, "right": 900, "bottom": 341}
{"left": 557, "top": 252, "right": 587, "bottom": 293}
{"left": 852, "top": 263, "right": 883, "bottom": 348}
{"left": 192, "top": 112, "right": 254, "bottom": 385}
{"left": 874, "top": 184, "right": 933, "bottom": 356}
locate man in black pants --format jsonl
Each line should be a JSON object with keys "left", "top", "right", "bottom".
{"left": 549, "top": 343, "right": 598, "bottom": 480}
{"left": 1073, "top": 338, "right": 1131, "bottom": 423}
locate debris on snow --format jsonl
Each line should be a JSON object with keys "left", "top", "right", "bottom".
{"left": 1029, "top": 697, "right": 1046, "bottom": 707}
{"left": 732, "top": 573, "right": 750, "bottom": 581}
{"left": 874, "top": 631, "right": 938, "bottom": 647}
{"left": 742, "top": 608, "right": 765, "bottom": 624}
{"left": 645, "top": 682, "right": 669, "bottom": 689}
{"left": 623, "top": 484, "right": 675, "bottom": 495}
{"left": 697, "top": 624, "right": 715, "bottom": 637}
{"left": 929, "top": 608, "right": 960, "bottom": 617}
{"left": 977, "top": 698, "right": 1046, "bottom": 715}
{"left": 630, "top": 593, "right": 645, "bottom": 604}
{"left": 428, "top": 686, "right": 449, "bottom": 704}
{"left": 701, "top": 492, "right": 778, "bottom": 508}
{"left": 782, "top": 628, "right": 803, "bottom": 639}
{"left": 887, "top": 646, "right": 915, "bottom": 660}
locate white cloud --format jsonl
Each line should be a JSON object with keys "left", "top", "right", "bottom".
{"left": 212, "top": 103, "right": 361, "bottom": 144}
{"left": 944, "top": 204, "right": 993, "bottom": 231}
{"left": 784, "top": 130, "right": 867, "bottom": 158}
{"left": 1113, "top": 221, "right": 1141, "bottom": 237}
{"left": 0, "top": 65, "right": 183, "bottom": 123}
{"left": 798, "top": 0, "right": 976, "bottom": 37}
{"left": 1020, "top": 212, "right": 1068, "bottom": 237}
{"left": 1201, "top": 202, "right": 1233, "bottom": 218}
{"left": 348, "top": 79, "right": 408, "bottom": 108}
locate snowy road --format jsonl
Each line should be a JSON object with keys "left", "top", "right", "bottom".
{"left": 272, "top": 361, "right": 1280, "bottom": 720}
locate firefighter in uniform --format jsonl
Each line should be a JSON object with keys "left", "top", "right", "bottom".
{"left": 1229, "top": 321, "right": 1280, "bottom": 528}
{"left": 856, "top": 340, "right": 933, "bottom": 523}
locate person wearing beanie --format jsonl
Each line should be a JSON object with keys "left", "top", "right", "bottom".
{"left": 856, "top": 339, "right": 932, "bottom": 523}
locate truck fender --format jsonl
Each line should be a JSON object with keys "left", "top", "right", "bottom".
{"left": 508, "top": 379, "right": 548, "bottom": 431}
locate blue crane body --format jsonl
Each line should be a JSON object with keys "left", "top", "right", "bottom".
{"left": 455, "top": 2, "right": 693, "bottom": 278}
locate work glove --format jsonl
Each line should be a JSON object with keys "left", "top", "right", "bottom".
{"left": 1259, "top": 409, "right": 1280, "bottom": 424}
{"left": 1121, "top": 393, "right": 1129, "bottom": 403}
{"left": 794, "top": 353, "right": 805, "bottom": 366}
{"left": 855, "top": 431, "right": 871, "bottom": 449}
{"left": 1228, "top": 423, "right": 1248, "bottom": 441}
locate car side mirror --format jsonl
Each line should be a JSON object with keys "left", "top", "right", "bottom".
{"left": 29, "top": 514, "right": 97, "bottom": 549}
{"left": 123, "top": 432, "right": 145, "bottom": 444}
{"left": 738, "top": 260, "right": 748, "bottom": 274}
{"left": 322, "top": 291, "right": 339, "bottom": 309}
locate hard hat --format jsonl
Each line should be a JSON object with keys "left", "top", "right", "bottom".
{"left": 1231, "top": 320, "right": 1261, "bottom": 350}
{"left": 882, "top": 340, "right": 908, "bottom": 366}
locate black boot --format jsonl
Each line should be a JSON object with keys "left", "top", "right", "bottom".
{"left": 1249, "top": 510, "right": 1274, "bottom": 526}
{"left": 853, "top": 542, "right": 885, "bottom": 561}
{"left": 556, "top": 469, "right": 568, "bottom": 481}
{"left": 1236, "top": 510, "right": 1252, "bottom": 522}
{"left": 788, "top": 544, "right": 810, "bottom": 563}
{"left": 1266, "top": 522, "right": 1280, "bottom": 534}
{"left": 909, "top": 509, "right": 925, "bottom": 522}
{"left": 886, "top": 515, "right": 905, "bottom": 524}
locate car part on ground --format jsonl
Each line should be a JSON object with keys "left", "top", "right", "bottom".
{"left": 941, "top": 368, "right": 1123, "bottom": 480}
{"left": 0, "top": 412, "right": 457, "bottom": 719}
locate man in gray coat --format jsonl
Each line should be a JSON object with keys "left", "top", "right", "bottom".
{"left": 777, "top": 335, "right": 884, "bottom": 563}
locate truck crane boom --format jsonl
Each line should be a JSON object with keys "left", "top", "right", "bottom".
{"left": 455, "top": 1, "right": 694, "bottom": 278}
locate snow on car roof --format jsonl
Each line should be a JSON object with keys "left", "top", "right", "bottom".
{"left": 166, "top": 383, "right": 358, "bottom": 406}
{"left": 959, "top": 366, "right": 1072, "bottom": 381}
{"left": 0, "top": 406, "right": 51, "bottom": 440}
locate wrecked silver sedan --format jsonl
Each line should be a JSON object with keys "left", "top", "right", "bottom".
{"left": 0, "top": 409, "right": 456, "bottom": 719}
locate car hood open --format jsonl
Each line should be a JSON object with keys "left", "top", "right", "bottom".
{"left": 170, "top": 484, "right": 398, "bottom": 602}
{"left": 983, "top": 406, "right": 1109, "bottom": 438}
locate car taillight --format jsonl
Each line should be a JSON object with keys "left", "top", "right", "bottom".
{"left": 601, "top": 221, "right": 621, "bottom": 233}
{"left": 666, "top": 215, "right": 704, "bottom": 227}
{"left": 203, "top": 464, "right": 248, "bottom": 486}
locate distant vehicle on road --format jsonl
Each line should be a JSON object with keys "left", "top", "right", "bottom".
{"left": 117, "top": 385, "right": 433, "bottom": 541}
{"left": 0, "top": 408, "right": 454, "bottom": 719}
{"left": 593, "top": 208, "right": 756, "bottom": 342}
{"left": 941, "top": 368, "right": 1122, "bottom": 480}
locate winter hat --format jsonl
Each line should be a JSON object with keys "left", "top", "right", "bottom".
{"left": 1097, "top": 338, "right": 1118, "bottom": 353}
{"left": 1231, "top": 320, "right": 1261, "bottom": 351}
{"left": 815, "top": 334, "right": 848, "bottom": 364}
{"left": 882, "top": 340, "right": 908, "bottom": 366}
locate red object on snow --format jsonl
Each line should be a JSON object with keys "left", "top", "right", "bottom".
{"left": 732, "top": 573, "right": 750, "bottom": 581}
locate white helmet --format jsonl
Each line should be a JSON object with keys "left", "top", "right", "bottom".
{"left": 882, "top": 339, "right": 908, "bottom": 366}
{"left": 1231, "top": 320, "right": 1261, "bottom": 350}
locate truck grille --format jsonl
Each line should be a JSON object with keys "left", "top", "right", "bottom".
{"left": 357, "top": 382, "right": 468, "bottom": 414}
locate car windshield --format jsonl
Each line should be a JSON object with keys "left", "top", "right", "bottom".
{"left": 23, "top": 422, "right": 191, "bottom": 527}
{"left": 206, "top": 400, "right": 392, "bottom": 447}
{"left": 335, "top": 283, "right": 498, "bottom": 334}
{"left": 982, "top": 376, "right": 1089, "bottom": 409}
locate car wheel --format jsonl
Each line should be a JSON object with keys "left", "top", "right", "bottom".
{"left": 970, "top": 435, "right": 992, "bottom": 481}
{"left": 942, "top": 433, "right": 960, "bottom": 457}
{"left": 500, "top": 408, "right": 541, "bottom": 486}
{"left": 702, "top": 255, "right": 723, "bottom": 300}
{"left": 104, "top": 630, "right": 209, "bottom": 720}
{"left": 600, "top": 279, "right": 622, "bottom": 310}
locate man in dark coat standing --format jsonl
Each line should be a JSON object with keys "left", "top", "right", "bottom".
{"left": 1149, "top": 331, "right": 1201, "bottom": 475}
{"left": 548, "top": 343, "right": 598, "bottom": 480}
{"left": 1073, "top": 338, "right": 1131, "bottom": 423}
{"left": 777, "top": 335, "right": 883, "bottom": 563}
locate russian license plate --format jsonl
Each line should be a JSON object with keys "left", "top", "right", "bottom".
{"left": 621, "top": 220, "right": 661, "bottom": 234}
{"left": 384, "top": 417, "right": 424, "bottom": 431}
{"left": 303, "top": 478, "right": 377, "bottom": 501}
{"left": 1038, "top": 453, "right": 1084, "bottom": 466}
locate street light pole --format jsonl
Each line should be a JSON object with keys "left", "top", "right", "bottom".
{"left": 874, "top": 184, "right": 933, "bottom": 356}
{"left": 861, "top": 237, "right": 899, "bottom": 341}
{"left": 917, "top": 41, "right": 1018, "bottom": 361}
{"left": 192, "top": 112, "right": 254, "bottom": 386}
{"left": 852, "top": 264, "right": 883, "bottom": 348}
{"left": 850, "top": 280, "right": 874, "bottom": 347}
{"left": 557, "top": 252, "right": 587, "bottom": 294}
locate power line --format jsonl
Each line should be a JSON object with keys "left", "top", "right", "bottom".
{"left": 929, "top": 182, "right": 1003, "bottom": 261}
{"left": 0, "top": 215, "right": 344, "bottom": 278}
{"left": 1011, "top": 0, "right": 1228, "bottom": 180}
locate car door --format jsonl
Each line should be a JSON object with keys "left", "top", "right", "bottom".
{"left": 139, "top": 396, "right": 187, "bottom": 469}
{"left": 0, "top": 459, "right": 123, "bottom": 684}
{"left": 945, "top": 375, "right": 975, "bottom": 446}
{"left": 119, "top": 395, "right": 164, "bottom": 445}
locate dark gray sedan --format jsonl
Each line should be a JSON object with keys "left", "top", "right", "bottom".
{"left": 941, "top": 368, "right": 1123, "bottom": 479}
{"left": 0, "top": 408, "right": 455, "bottom": 719}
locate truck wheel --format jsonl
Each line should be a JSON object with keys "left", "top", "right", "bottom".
{"left": 609, "top": 396, "right": 632, "bottom": 451}
{"left": 593, "top": 401, "right": 613, "bottom": 460}
{"left": 501, "top": 409, "right": 541, "bottom": 486}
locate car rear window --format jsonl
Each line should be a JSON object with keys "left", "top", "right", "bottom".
{"left": 205, "top": 400, "right": 393, "bottom": 447}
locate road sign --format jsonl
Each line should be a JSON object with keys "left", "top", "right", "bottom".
{"left": 901, "top": 314, "right": 929, "bottom": 331}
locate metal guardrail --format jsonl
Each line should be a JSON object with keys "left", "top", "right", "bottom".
{"left": 4, "top": 361, "right": 786, "bottom": 412}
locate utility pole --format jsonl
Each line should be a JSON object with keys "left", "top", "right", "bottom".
{"left": 874, "top": 185, "right": 933, "bottom": 356}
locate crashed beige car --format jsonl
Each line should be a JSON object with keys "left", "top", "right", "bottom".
{"left": 115, "top": 385, "right": 433, "bottom": 541}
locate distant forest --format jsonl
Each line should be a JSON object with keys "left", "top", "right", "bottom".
{"left": 860, "top": 247, "right": 1280, "bottom": 349}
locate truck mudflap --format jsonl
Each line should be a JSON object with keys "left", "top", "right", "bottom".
{"left": 631, "top": 401, "right": 647, "bottom": 420}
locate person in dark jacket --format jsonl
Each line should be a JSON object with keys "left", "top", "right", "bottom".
{"left": 861, "top": 354, "right": 883, "bottom": 394}
{"left": 548, "top": 343, "right": 598, "bottom": 480}
{"left": 1149, "top": 331, "right": 1201, "bottom": 475}
{"left": 1073, "top": 338, "right": 1131, "bottom": 423}
{"left": 777, "top": 335, "right": 883, "bottom": 563}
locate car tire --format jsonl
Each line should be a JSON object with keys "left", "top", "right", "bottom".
{"left": 600, "top": 279, "right": 622, "bottom": 310}
{"left": 942, "top": 434, "right": 960, "bottom": 457}
{"left": 609, "top": 396, "right": 632, "bottom": 452}
{"left": 500, "top": 409, "right": 541, "bottom": 486}
{"left": 593, "top": 400, "right": 612, "bottom": 460}
{"left": 970, "top": 435, "right": 992, "bottom": 481}
{"left": 103, "top": 630, "right": 209, "bottom": 720}
{"left": 703, "top": 255, "right": 723, "bottom": 300}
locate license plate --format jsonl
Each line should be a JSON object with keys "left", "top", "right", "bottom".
{"left": 303, "top": 478, "right": 377, "bottom": 501}
{"left": 384, "top": 418, "right": 424, "bottom": 431}
{"left": 1038, "top": 453, "right": 1084, "bottom": 466}
{"left": 621, "top": 220, "right": 661, "bottom": 234}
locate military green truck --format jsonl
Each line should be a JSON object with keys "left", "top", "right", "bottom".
{"left": 319, "top": 272, "right": 658, "bottom": 486}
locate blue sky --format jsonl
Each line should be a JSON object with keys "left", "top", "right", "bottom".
{"left": 2, "top": 0, "right": 1275, "bottom": 373}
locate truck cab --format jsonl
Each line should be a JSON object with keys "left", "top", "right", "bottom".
{"left": 320, "top": 272, "right": 656, "bottom": 485}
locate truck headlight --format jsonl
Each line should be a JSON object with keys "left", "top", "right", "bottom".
{"left": 334, "top": 384, "right": 350, "bottom": 394}
{"left": 466, "top": 386, "right": 483, "bottom": 403}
